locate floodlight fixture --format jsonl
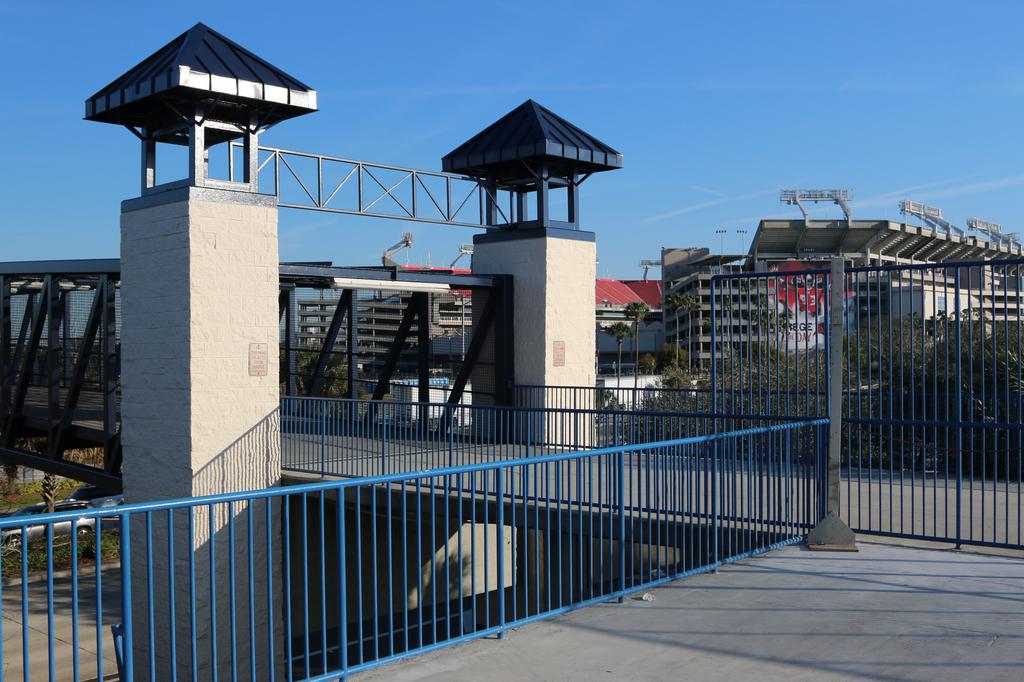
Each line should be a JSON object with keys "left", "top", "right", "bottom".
{"left": 639, "top": 259, "right": 660, "bottom": 280}
{"left": 450, "top": 244, "right": 475, "bottom": 268}
{"left": 780, "top": 189, "right": 852, "bottom": 224}
{"left": 967, "top": 217, "right": 1018, "bottom": 246}
{"left": 899, "top": 200, "right": 964, "bottom": 238}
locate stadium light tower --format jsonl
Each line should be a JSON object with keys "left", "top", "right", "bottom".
{"left": 735, "top": 228, "right": 748, "bottom": 253}
{"left": 899, "top": 200, "right": 965, "bottom": 238}
{"left": 450, "top": 244, "right": 475, "bottom": 268}
{"left": 780, "top": 189, "right": 852, "bottom": 225}
{"left": 639, "top": 259, "right": 660, "bottom": 281}
{"left": 714, "top": 228, "right": 727, "bottom": 260}
{"left": 967, "top": 217, "right": 1019, "bottom": 246}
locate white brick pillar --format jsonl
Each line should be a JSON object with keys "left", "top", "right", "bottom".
{"left": 472, "top": 228, "right": 596, "bottom": 440}
{"left": 120, "top": 186, "right": 281, "bottom": 500}
{"left": 120, "top": 186, "right": 282, "bottom": 679}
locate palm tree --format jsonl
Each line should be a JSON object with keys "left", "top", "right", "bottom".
{"left": 41, "top": 472, "right": 57, "bottom": 513}
{"left": 677, "top": 293, "right": 700, "bottom": 369}
{"left": 605, "top": 322, "right": 632, "bottom": 384}
{"left": 624, "top": 301, "right": 650, "bottom": 389}
{"left": 664, "top": 292, "right": 691, "bottom": 368}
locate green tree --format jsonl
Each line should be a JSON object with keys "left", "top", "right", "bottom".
{"left": 2, "top": 463, "right": 18, "bottom": 495}
{"left": 289, "top": 349, "right": 349, "bottom": 397}
{"left": 665, "top": 291, "right": 699, "bottom": 368}
{"left": 639, "top": 352, "right": 657, "bottom": 375}
{"left": 624, "top": 302, "right": 651, "bottom": 389}
{"left": 605, "top": 322, "right": 632, "bottom": 384}
{"left": 657, "top": 342, "right": 680, "bottom": 370}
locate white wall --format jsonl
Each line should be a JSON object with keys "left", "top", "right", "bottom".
{"left": 472, "top": 232, "right": 596, "bottom": 392}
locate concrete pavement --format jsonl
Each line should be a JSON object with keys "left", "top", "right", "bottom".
{"left": 358, "top": 540, "right": 1024, "bottom": 682}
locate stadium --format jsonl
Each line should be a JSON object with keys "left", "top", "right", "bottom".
{"left": 663, "top": 194, "right": 1024, "bottom": 368}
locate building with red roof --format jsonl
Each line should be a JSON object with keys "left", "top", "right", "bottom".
{"left": 595, "top": 278, "right": 663, "bottom": 372}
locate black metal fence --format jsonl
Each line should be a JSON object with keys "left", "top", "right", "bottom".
{"left": 709, "top": 258, "right": 1024, "bottom": 550}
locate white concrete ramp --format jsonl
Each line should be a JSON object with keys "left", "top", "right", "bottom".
{"left": 360, "top": 541, "right": 1024, "bottom": 681}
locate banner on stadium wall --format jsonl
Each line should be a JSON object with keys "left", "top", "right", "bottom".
{"left": 765, "top": 261, "right": 854, "bottom": 352}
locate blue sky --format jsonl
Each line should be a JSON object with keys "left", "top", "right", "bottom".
{"left": 3, "top": 1, "right": 1023, "bottom": 279}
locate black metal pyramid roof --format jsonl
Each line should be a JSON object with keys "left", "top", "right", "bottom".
{"left": 442, "top": 100, "right": 622, "bottom": 180}
{"left": 85, "top": 22, "right": 316, "bottom": 133}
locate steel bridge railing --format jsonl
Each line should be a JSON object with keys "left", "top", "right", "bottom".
{"left": 0, "top": 418, "right": 824, "bottom": 680}
{"left": 234, "top": 144, "right": 519, "bottom": 229}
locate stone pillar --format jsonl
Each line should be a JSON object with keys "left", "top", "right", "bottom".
{"left": 120, "top": 186, "right": 281, "bottom": 501}
{"left": 120, "top": 186, "right": 282, "bottom": 679}
{"left": 472, "top": 228, "right": 596, "bottom": 443}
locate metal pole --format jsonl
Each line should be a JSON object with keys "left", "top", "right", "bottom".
{"left": 617, "top": 429, "right": 626, "bottom": 603}
{"left": 805, "top": 258, "right": 857, "bottom": 549}
{"left": 496, "top": 470, "right": 505, "bottom": 638}
{"left": 827, "top": 258, "right": 845, "bottom": 518}
{"left": 119, "top": 513, "right": 134, "bottom": 680}
{"left": 954, "top": 267, "right": 963, "bottom": 549}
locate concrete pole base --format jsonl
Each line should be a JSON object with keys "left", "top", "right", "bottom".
{"left": 806, "top": 513, "right": 858, "bottom": 552}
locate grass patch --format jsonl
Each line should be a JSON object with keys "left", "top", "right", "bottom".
{"left": 0, "top": 478, "right": 79, "bottom": 513}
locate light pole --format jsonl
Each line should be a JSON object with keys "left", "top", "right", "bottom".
{"left": 714, "top": 229, "right": 727, "bottom": 264}
{"left": 735, "top": 229, "right": 748, "bottom": 260}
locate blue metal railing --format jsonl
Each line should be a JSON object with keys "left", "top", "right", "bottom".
{"left": 0, "top": 418, "right": 824, "bottom": 680}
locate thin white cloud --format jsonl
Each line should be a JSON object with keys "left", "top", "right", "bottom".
{"left": 912, "top": 175, "right": 1024, "bottom": 202}
{"left": 854, "top": 176, "right": 980, "bottom": 209}
{"left": 643, "top": 188, "right": 779, "bottom": 224}
{"left": 688, "top": 185, "right": 727, "bottom": 198}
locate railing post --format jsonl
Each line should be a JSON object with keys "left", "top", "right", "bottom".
{"left": 826, "top": 258, "right": 845, "bottom": 519}
{"left": 448, "top": 406, "right": 454, "bottom": 468}
{"left": 321, "top": 403, "right": 327, "bottom": 478}
{"left": 954, "top": 267, "right": 963, "bottom": 549}
{"left": 712, "top": 438, "right": 719, "bottom": 569}
{"left": 119, "top": 513, "right": 134, "bottom": 681}
{"left": 496, "top": 469, "right": 506, "bottom": 638}
{"left": 526, "top": 409, "right": 531, "bottom": 458}
{"left": 805, "top": 258, "right": 857, "bottom": 550}
{"left": 618, "top": 445, "right": 626, "bottom": 603}
{"left": 381, "top": 403, "right": 387, "bottom": 477}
